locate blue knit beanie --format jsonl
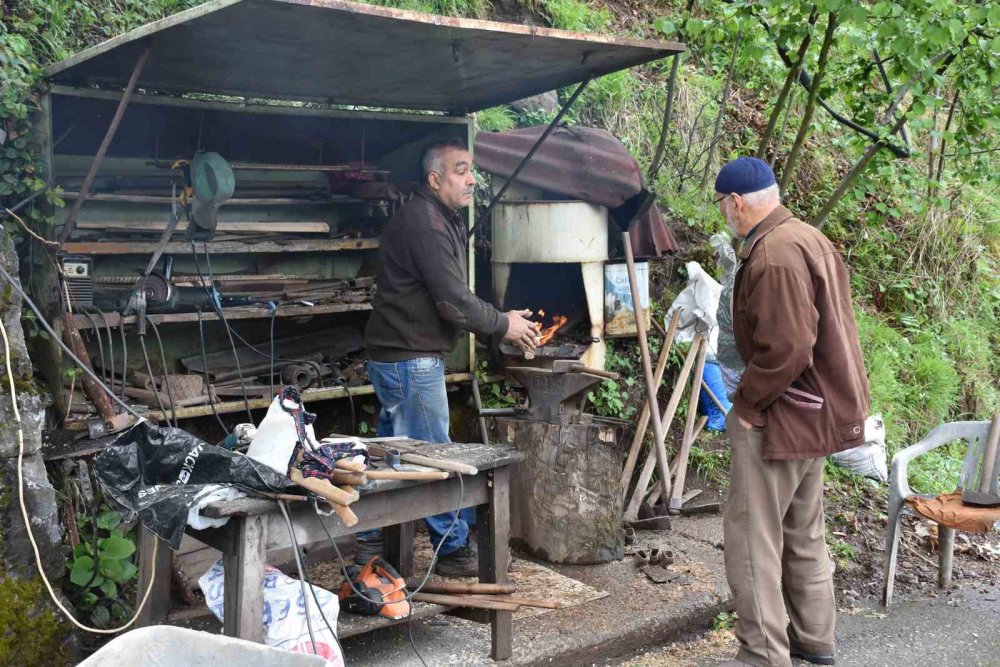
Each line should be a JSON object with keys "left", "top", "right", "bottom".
{"left": 714, "top": 157, "right": 777, "bottom": 195}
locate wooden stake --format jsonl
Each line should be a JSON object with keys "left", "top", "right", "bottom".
{"left": 669, "top": 341, "right": 709, "bottom": 513}
{"left": 365, "top": 469, "right": 449, "bottom": 481}
{"left": 624, "top": 335, "right": 703, "bottom": 521}
{"left": 411, "top": 592, "right": 520, "bottom": 612}
{"left": 622, "top": 232, "right": 674, "bottom": 508}
{"left": 621, "top": 309, "right": 681, "bottom": 499}
{"left": 468, "top": 595, "right": 562, "bottom": 610}
{"left": 407, "top": 580, "right": 517, "bottom": 595}
{"left": 647, "top": 415, "right": 707, "bottom": 506}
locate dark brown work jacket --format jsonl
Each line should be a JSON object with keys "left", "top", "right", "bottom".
{"left": 365, "top": 188, "right": 508, "bottom": 362}
{"left": 732, "top": 205, "right": 870, "bottom": 460}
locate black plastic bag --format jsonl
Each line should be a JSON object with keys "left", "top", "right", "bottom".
{"left": 95, "top": 421, "right": 296, "bottom": 549}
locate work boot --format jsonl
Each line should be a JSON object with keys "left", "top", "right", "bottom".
{"left": 353, "top": 537, "right": 382, "bottom": 566}
{"left": 433, "top": 543, "right": 479, "bottom": 578}
{"left": 791, "top": 649, "right": 835, "bottom": 665}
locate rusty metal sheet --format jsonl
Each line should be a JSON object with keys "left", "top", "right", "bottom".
{"left": 475, "top": 125, "right": 678, "bottom": 256}
{"left": 45, "top": 0, "right": 683, "bottom": 114}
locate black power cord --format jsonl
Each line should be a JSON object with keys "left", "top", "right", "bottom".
{"left": 189, "top": 241, "right": 253, "bottom": 422}
{"left": 196, "top": 307, "right": 229, "bottom": 432}
{"left": 146, "top": 316, "right": 179, "bottom": 429}
{"left": 137, "top": 331, "right": 170, "bottom": 422}
{"left": 117, "top": 320, "right": 128, "bottom": 403}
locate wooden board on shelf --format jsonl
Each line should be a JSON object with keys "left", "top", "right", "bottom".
{"left": 62, "top": 192, "right": 340, "bottom": 206}
{"left": 62, "top": 302, "right": 372, "bottom": 329}
{"left": 74, "top": 220, "right": 332, "bottom": 234}
{"left": 60, "top": 238, "right": 379, "bottom": 255}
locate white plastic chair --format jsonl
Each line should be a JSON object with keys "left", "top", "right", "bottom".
{"left": 882, "top": 420, "right": 994, "bottom": 606}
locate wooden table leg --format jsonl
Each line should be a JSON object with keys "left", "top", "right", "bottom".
{"left": 223, "top": 514, "right": 267, "bottom": 642}
{"left": 477, "top": 467, "right": 512, "bottom": 661}
{"left": 383, "top": 521, "right": 415, "bottom": 577}
{"left": 136, "top": 527, "right": 171, "bottom": 626}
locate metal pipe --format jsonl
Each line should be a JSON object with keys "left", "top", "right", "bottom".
{"left": 467, "top": 77, "right": 591, "bottom": 239}
{"left": 471, "top": 376, "right": 490, "bottom": 446}
{"left": 58, "top": 45, "right": 152, "bottom": 243}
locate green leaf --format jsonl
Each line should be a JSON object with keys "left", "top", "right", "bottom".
{"left": 99, "top": 579, "right": 118, "bottom": 598}
{"left": 91, "top": 606, "right": 111, "bottom": 628}
{"left": 96, "top": 510, "right": 122, "bottom": 531}
{"left": 99, "top": 535, "right": 135, "bottom": 560}
{"left": 69, "top": 556, "right": 96, "bottom": 587}
{"left": 654, "top": 18, "right": 676, "bottom": 36}
{"left": 118, "top": 561, "right": 138, "bottom": 583}
{"left": 99, "top": 557, "right": 126, "bottom": 582}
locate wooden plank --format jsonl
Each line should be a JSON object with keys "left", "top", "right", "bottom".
{"left": 338, "top": 602, "right": 452, "bottom": 639}
{"left": 229, "top": 162, "right": 389, "bottom": 174}
{"left": 136, "top": 527, "right": 172, "bottom": 627}
{"left": 63, "top": 192, "right": 342, "bottom": 206}
{"left": 478, "top": 466, "right": 513, "bottom": 661}
{"left": 74, "top": 220, "right": 331, "bottom": 234}
{"left": 223, "top": 514, "right": 267, "bottom": 642}
{"left": 61, "top": 238, "right": 379, "bottom": 255}
{"left": 62, "top": 302, "right": 371, "bottom": 330}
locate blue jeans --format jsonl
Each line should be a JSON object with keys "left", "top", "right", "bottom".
{"left": 357, "top": 357, "right": 474, "bottom": 556}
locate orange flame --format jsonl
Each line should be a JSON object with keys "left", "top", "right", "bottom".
{"left": 534, "top": 314, "right": 568, "bottom": 346}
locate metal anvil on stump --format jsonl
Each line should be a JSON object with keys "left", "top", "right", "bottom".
{"left": 491, "top": 362, "right": 625, "bottom": 564}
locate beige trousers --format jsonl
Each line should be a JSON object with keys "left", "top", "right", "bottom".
{"left": 723, "top": 409, "right": 836, "bottom": 666}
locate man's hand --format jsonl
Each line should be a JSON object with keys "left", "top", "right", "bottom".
{"left": 738, "top": 416, "right": 754, "bottom": 430}
{"left": 503, "top": 309, "right": 539, "bottom": 353}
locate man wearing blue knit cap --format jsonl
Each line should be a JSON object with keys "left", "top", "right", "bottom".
{"left": 713, "top": 157, "right": 869, "bottom": 667}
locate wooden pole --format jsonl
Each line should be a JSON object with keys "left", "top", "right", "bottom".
{"left": 407, "top": 580, "right": 516, "bottom": 595}
{"left": 621, "top": 309, "right": 681, "bottom": 499}
{"left": 411, "top": 592, "right": 521, "bottom": 612}
{"left": 621, "top": 232, "right": 674, "bottom": 506}
{"left": 647, "top": 416, "right": 707, "bottom": 505}
{"left": 669, "top": 341, "right": 709, "bottom": 513}
{"left": 58, "top": 46, "right": 152, "bottom": 243}
{"left": 624, "top": 335, "right": 703, "bottom": 521}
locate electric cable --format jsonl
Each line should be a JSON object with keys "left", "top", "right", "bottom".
{"left": 196, "top": 307, "right": 229, "bottom": 432}
{"left": 138, "top": 330, "right": 171, "bottom": 422}
{"left": 93, "top": 308, "right": 116, "bottom": 389}
{"left": 0, "top": 315, "right": 157, "bottom": 633}
{"left": 117, "top": 320, "right": 128, "bottom": 403}
{"left": 78, "top": 308, "right": 107, "bottom": 388}
{"left": 190, "top": 241, "right": 253, "bottom": 421}
{"left": 0, "top": 262, "right": 144, "bottom": 420}
{"left": 146, "top": 316, "right": 179, "bottom": 429}
{"left": 269, "top": 303, "right": 276, "bottom": 400}
{"left": 277, "top": 501, "right": 345, "bottom": 659}
{"left": 277, "top": 501, "right": 319, "bottom": 656}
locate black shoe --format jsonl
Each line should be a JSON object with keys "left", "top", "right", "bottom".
{"left": 354, "top": 538, "right": 382, "bottom": 566}
{"left": 434, "top": 544, "right": 479, "bottom": 577}
{"left": 791, "top": 649, "right": 835, "bottom": 665}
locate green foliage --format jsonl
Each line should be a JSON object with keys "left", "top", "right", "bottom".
{"left": 587, "top": 344, "right": 637, "bottom": 419}
{"left": 360, "top": 0, "right": 492, "bottom": 19}
{"left": 475, "top": 106, "right": 518, "bottom": 133}
{"left": 0, "top": 576, "right": 72, "bottom": 667}
{"left": 538, "top": 0, "right": 610, "bottom": 32}
{"left": 476, "top": 360, "right": 519, "bottom": 408}
{"left": 711, "top": 610, "right": 737, "bottom": 631}
{"left": 65, "top": 507, "right": 139, "bottom": 629}
{"left": 688, "top": 445, "right": 731, "bottom": 487}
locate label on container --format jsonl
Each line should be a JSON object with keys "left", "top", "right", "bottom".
{"left": 604, "top": 262, "right": 650, "bottom": 338}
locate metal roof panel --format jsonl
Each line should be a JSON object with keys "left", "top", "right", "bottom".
{"left": 45, "top": 0, "right": 683, "bottom": 113}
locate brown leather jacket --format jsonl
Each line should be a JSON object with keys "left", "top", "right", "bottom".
{"left": 731, "top": 205, "right": 869, "bottom": 460}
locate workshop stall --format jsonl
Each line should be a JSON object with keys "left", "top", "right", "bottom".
{"left": 30, "top": 0, "right": 682, "bottom": 437}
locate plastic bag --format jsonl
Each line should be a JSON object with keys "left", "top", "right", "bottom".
{"left": 828, "top": 414, "right": 889, "bottom": 482}
{"left": 199, "top": 559, "right": 344, "bottom": 667}
{"left": 246, "top": 389, "right": 322, "bottom": 477}
{"left": 665, "top": 261, "right": 721, "bottom": 355}
{"left": 710, "top": 232, "right": 745, "bottom": 398}
{"left": 95, "top": 421, "right": 296, "bottom": 548}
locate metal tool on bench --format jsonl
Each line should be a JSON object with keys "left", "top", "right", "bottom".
{"left": 499, "top": 363, "right": 619, "bottom": 425}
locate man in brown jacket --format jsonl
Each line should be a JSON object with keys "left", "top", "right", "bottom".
{"left": 714, "top": 157, "right": 869, "bottom": 667}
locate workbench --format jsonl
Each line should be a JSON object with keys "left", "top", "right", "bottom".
{"left": 136, "top": 440, "right": 524, "bottom": 661}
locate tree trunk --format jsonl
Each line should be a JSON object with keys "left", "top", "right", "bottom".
{"left": 494, "top": 417, "right": 624, "bottom": 564}
{"left": 699, "top": 32, "right": 743, "bottom": 195}
{"left": 778, "top": 12, "right": 838, "bottom": 193}
{"left": 757, "top": 7, "right": 818, "bottom": 160}
{"left": 648, "top": 54, "right": 682, "bottom": 183}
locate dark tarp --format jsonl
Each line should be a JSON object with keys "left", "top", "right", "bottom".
{"left": 95, "top": 421, "right": 296, "bottom": 549}
{"left": 474, "top": 126, "right": 678, "bottom": 257}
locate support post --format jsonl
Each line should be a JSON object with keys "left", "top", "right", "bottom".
{"left": 136, "top": 527, "right": 171, "bottom": 626}
{"left": 223, "top": 514, "right": 266, "bottom": 642}
{"left": 478, "top": 468, "right": 512, "bottom": 660}
{"left": 58, "top": 46, "right": 152, "bottom": 243}
{"left": 622, "top": 231, "right": 673, "bottom": 504}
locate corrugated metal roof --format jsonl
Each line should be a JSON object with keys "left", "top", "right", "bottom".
{"left": 45, "top": 0, "right": 683, "bottom": 114}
